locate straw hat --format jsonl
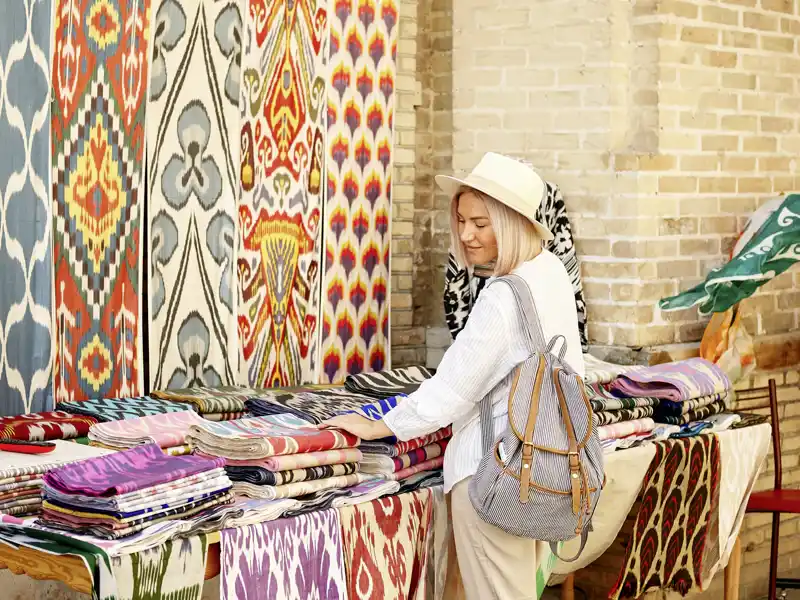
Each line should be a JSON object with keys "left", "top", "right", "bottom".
{"left": 435, "top": 152, "right": 554, "bottom": 241}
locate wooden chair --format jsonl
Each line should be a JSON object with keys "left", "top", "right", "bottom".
{"left": 731, "top": 379, "right": 800, "bottom": 600}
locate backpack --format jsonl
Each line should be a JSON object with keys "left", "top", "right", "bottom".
{"left": 468, "top": 274, "right": 604, "bottom": 561}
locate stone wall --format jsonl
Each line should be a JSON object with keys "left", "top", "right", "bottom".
{"left": 397, "top": 0, "right": 800, "bottom": 369}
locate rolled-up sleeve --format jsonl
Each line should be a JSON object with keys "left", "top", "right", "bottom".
{"left": 383, "top": 284, "right": 529, "bottom": 441}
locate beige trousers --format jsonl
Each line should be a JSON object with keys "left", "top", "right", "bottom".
{"left": 450, "top": 479, "right": 547, "bottom": 600}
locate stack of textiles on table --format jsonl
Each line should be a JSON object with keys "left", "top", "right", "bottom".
{"left": 0, "top": 411, "right": 97, "bottom": 441}
{"left": 151, "top": 387, "right": 251, "bottom": 420}
{"left": 57, "top": 395, "right": 193, "bottom": 422}
{"left": 87, "top": 410, "right": 207, "bottom": 456}
{"left": 344, "top": 366, "right": 433, "bottom": 399}
{"left": 245, "top": 387, "right": 377, "bottom": 424}
{"left": 37, "top": 444, "right": 232, "bottom": 538}
{"left": 344, "top": 396, "right": 452, "bottom": 483}
{"left": 593, "top": 357, "right": 733, "bottom": 451}
{"left": 187, "top": 414, "right": 372, "bottom": 500}
{"left": 0, "top": 441, "right": 112, "bottom": 516}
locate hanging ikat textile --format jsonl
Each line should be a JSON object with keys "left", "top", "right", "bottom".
{"left": 51, "top": 0, "right": 152, "bottom": 402}
{"left": 319, "top": 0, "right": 398, "bottom": 383}
{"left": 237, "top": 0, "right": 329, "bottom": 387}
{"left": 0, "top": 0, "right": 55, "bottom": 416}
{"left": 146, "top": 0, "right": 241, "bottom": 390}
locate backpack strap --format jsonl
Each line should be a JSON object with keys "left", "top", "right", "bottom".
{"left": 477, "top": 274, "right": 548, "bottom": 455}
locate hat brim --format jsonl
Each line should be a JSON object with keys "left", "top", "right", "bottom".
{"left": 435, "top": 174, "right": 555, "bottom": 242}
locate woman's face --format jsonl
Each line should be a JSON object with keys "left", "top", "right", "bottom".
{"left": 457, "top": 191, "right": 498, "bottom": 266}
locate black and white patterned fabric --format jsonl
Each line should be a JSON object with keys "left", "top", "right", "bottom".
{"left": 443, "top": 181, "right": 588, "bottom": 350}
{"left": 344, "top": 366, "right": 434, "bottom": 400}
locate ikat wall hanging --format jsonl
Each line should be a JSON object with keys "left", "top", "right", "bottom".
{"left": 146, "top": 0, "right": 242, "bottom": 391}
{"left": 51, "top": 0, "right": 152, "bottom": 402}
{"left": 318, "top": 0, "right": 397, "bottom": 384}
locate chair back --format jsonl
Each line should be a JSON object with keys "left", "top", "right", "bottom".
{"left": 735, "top": 379, "right": 780, "bottom": 490}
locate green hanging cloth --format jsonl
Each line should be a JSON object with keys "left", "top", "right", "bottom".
{"left": 660, "top": 193, "right": 800, "bottom": 314}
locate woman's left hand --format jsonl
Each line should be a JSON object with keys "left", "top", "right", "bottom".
{"left": 320, "top": 414, "right": 393, "bottom": 440}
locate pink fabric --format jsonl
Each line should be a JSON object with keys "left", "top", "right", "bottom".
{"left": 597, "top": 418, "right": 656, "bottom": 441}
{"left": 389, "top": 456, "right": 444, "bottom": 481}
{"left": 89, "top": 411, "right": 206, "bottom": 448}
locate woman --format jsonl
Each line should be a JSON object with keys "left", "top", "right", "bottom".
{"left": 324, "top": 152, "right": 584, "bottom": 599}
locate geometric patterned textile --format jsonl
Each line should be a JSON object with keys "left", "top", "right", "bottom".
{"left": 0, "top": 0, "right": 56, "bottom": 416}
{"left": 146, "top": 0, "right": 241, "bottom": 390}
{"left": 237, "top": 0, "right": 329, "bottom": 387}
{"left": 51, "top": 0, "right": 152, "bottom": 402}
{"left": 318, "top": 0, "right": 398, "bottom": 383}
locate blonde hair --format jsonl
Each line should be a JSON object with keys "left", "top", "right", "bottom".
{"left": 450, "top": 187, "right": 543, "bottom": 276}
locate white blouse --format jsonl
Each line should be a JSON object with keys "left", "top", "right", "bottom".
{"left": 383, "top": 250, "right": 585, "bottom": 493}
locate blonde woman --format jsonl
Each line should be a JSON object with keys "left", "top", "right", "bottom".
{"left": 324, "top": 152, "right": 584, "bottom": 599}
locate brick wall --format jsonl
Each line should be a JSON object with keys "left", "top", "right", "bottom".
{"left": 400, "top": 0, "right": 800, "bottom": 368}
{"left": 390, "top": 0, "right": 423, "bottom": 366}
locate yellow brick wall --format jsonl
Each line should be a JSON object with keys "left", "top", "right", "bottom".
{"left": 390, "top": 0, "right": 424, "bottom": 365}
{"left": 409, "top": 0, "right": 800, "bottom": 355}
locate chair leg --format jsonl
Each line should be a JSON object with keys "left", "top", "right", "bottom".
{"left": 561, "top": 574, "right": 575, "bottom": 600}
{"left": 769, "top": 513, "right": 780, "bottom": 600}
{"left": 725, "top": 536, "right": 742, "bottom": 600}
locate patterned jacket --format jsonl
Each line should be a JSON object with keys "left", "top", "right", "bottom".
{"left": 442, "top": 181, "right": 588, "bottom": 350}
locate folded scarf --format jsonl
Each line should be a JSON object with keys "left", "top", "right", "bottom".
{"left": 43, "top": 444, "right": 225, "bottom": 496}
{"left": 187, "top": 415, "right": 359, "bottom": 460}
{"left": 397, "top": 470, "right": 444, "bottom": 494}
{"left": 232, "top": 473, "right": 371, "bottom": 500}
{"left": 388, "top": 456, "right": 444, "bottom": 481}
{"left": 344, "top": 366, "right": 433, "bottom": 399}
{"left": 654, "top": 399, "right": 727, "bottom": 426}
{"left": 245, "top": 388, "right": 376, "bottom": 425}
{"left": 593, "top": 406, "right": 655, "bottom": 426}
{"left": 655, "top": 392, "right": 728, "bottom": 418}
{"left": 282, "top": 478, "right": 400, "bottom": 517}
{"left": 151, "top": 387, "right": 253, "bottom": 414}
{"left": 730, "top": 412, "right": 769, "bottom": 429}
{"left": 359, "top": 427, "right": 452, "bottom": 457}
{"left": 57, "top": 396, "right": 192, "bottom": 422}
{"left": 0, "top": 411, "right": 97, "bottom": 441}
{"left": 586, "top": 382, "right": 659, "bottom": 412}
{"left": 225, "top": 462, "right": 359, "bottom": 486}
{"left": 597, "top": 418, "right": 656, "bottom": 441}
{"left": 215, "top": 448, "right": 363, "bottom": 472}
{"left": 609, "top": 358, "right": 730, "bottom": 402}
{"left": 583, "top": 355, "right": 644, "bottom": 385}
{"left": 88, "top": 410, "right": 206, "bottom": 449}
{"left": 361, "top": 440, "right": 448, "bottom": 474}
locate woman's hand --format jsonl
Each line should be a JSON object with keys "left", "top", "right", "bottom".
{"left": 320, "top": 414, "right": 393, "bottom": 440}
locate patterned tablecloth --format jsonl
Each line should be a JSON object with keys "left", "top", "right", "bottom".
{"left": 550, "top": 424, "right": 771, "bottom": 593}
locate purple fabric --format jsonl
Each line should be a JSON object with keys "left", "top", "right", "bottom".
{"left": 220, "top": 509, "right": 347, "bottom": 599}
{"left": 43, "top": 444, "right": 224, "bottom": 497}
{"left": 609, "top": 358, "right": 731, "bottom": 402}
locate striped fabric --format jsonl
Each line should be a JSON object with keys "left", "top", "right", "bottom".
{"left": 344, "top": 367, "right": 433, "bottom": 400}
{"left": 593, "top": 406, "right": 655, "bottom": 426}
{"left": 654, "top": 399, "right": 728, "bottom": 426}
{"left": 655, "top": 392, "right": 728, "bottom": 417}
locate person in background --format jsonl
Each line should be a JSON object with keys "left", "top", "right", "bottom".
{"left": 324, "top": 152, "right": 584, "bottom": 600}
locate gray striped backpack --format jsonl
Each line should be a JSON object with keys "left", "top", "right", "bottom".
{"left": 468, "top": 274, "right": 604, "bottom": 561}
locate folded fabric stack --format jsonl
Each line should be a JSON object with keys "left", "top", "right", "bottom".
{"left": 0, "top": 411, "right": 97, "bottom": 441}
{"left": 587, "top": 382, "right": 660, "bottom": 426}
{"left": 0, "top": 441, "right": 112, "bottom": 516}
{"left": 88, "top": 411, "right": 207, "bottom": 456}
{"left": 187, "top": 414, "right": 371, "bottom": 500}
{"left": 343, "top": 395, "right": 452, "bottom": 485}
{"left": 151, "top": 387, "right": 250, "bottom": 420}
{"left": 37, "top": 444, "right": 233, "bottom": 538}
{"left": 245, "top": 387, "right": 377, "bottom": 424}
{"left": 344, "top": 366, "right": 433, "bottom": 399}
{"left": 57, "top": 395, "right": 192, "bottom": 422}
{"left": 611, "top": 358, "right": 732, "bottom": 426}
